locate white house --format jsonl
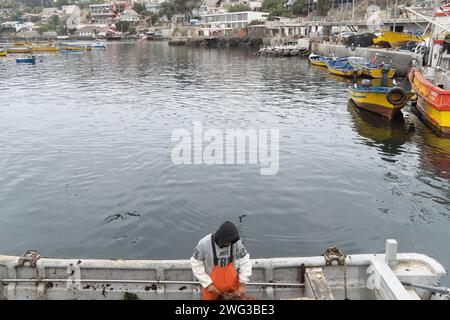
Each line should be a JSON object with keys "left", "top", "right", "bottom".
{"left": 121, "top": 9, "right": 140, "bottom": 22}
{"left": 144, "top": 0, "right": 167, "bottom": 13}
{"left": 1, "top": 21, "right": 36, "bottom": 32}
{"left": 201, "top": 11, "right": 269, "bottom": 29}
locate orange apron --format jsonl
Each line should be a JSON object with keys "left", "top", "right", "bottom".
{"left": 202, "top": 235, "right": 240, "bottom": 300}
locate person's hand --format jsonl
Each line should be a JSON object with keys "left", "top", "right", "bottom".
{"left": 234, "top": 283, "right": 246, "bottom": 297}
{"left": 206, "top": 283, "right": 220, "bottom": 295}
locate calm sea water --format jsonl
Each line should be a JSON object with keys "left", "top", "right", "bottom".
{"left": 0, "top": 42, "right": 449, "bottom": 281}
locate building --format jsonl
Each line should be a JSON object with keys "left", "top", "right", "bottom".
{"left": 42, "top": 7, "right": 59, "bottom": 22}
{"left": 73, "top": 25, "right": 109, "bottom": 39}
{"left": 201, "top": 11, "right": 269, "bottom": 29}
{"left": 0, "top": 8, "right": 13, "bottom": 15}
{"left": 144, "top": 0, "right": 167, "bottom": 13}
{"left": 121, "top": 9, "right": 140, "bottom": 22}
{"left": 1, "top": 21, "right": 36, "bottom": 32}
{"left": 89, "top": 2, "right": 127, "bottom": 25}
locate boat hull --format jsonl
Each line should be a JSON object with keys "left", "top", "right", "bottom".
{"left": 349, "top": 88, "right": 408, "bottom": 119}
{"left": 64, "top": 46, "right": 92, "bottom": 51}
{"left": 0, "top": 243, "right": 446, "bottom": 300}
{"left": 363, "top": 68, "right": 396, "bottom": 79}
{"left": 409, "top": 69, "right": 450, "bottom": 134}
{"left": 7, "top": 48, "right": 32, "bottom": 54}
{"left": 32, "top": 47, "right": 60, "bottom": 52}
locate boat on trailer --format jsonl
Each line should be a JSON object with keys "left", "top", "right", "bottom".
{"left": 0, "top": 240, "right": 447, "bottom": 300}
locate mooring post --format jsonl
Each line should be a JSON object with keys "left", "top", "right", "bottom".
{"left": 385, "top": 239, "right": 398, "bottom": 266}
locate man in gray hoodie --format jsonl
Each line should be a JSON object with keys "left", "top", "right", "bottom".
{"left": 190, "top": 221, "right": 252, "bottom": 300}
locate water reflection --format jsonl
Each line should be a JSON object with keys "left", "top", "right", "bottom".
{"left": 348, "top": 100, "right": 410, "bottom": 157}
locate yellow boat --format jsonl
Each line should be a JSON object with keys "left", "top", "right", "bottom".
{"left": 32, "top": 46, "right": 60, "bottom": 52}
{"left": 64, "top": 45, "right": 92, "bottom": 51}
{"left": 348, "top": 80, "right": 414, "bottom": 119}
{"left": 0, "top": 50, "right": 7, "bottom": 57}
{"left": 327, "top": 59, "right": 362, "bottom": 77}
{"left": 308, "top": 54, "right": 329, "bottom": 67}
{"left": 373, "top": 31, "right": 429, "bottom": 46}
{"left": 7, "top": 47, "right": 33, "bottom": 54}
{"left": 13, "top": 41, "right": 32, "bottom": 47}
{"left": 409, "top": 68, "right": 450, "bottom": 135}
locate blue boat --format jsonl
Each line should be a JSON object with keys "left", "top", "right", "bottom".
{"left": 326, "top": 59, "right": 362, "bottom": 77}
{"left": 16, "top": 56, "right": 36, "bottom": 65}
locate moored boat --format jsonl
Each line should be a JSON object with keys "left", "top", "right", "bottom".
{"left": 326, "top": 59, "right": 361, "bottom": 77}
{"left": 0, "top": 49, "right": 6, "bottom": 57}
{"left": 348, "top": 56, "right": 396, "bottom": 79}
{"left": 0, "top": 240, "right": 447, "bottom": 300}
{"left": 403, "top": 4, "right": 450, "bottom": 135}
{"left": 409, "top": 69, "right": 450, "bottom": 134}
{"left": 63, "top": 45, "right": 92, "bottom": 51}
{"left": 349, "top": 79, "right": 414, "bottom": 119}
{"left": 308, "top": 54, "right": 330, "bottom": 67}
{"left": 16, "top": 56, "right": 36, "bottom": 65}
{"left": 7, "top": 47, "right": 32, "bottom": 54}
{"left": 92, "top": 42, "right": 106, "bottom": 49}
{"left": 31, "top": 46, "right": 60, "bottom": 52}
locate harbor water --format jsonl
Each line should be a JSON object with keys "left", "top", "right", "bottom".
{"left": 0, "top": 42, "right": 448, "bottom": 282}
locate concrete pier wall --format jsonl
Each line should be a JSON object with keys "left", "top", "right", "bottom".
{"left": 311, "top": 43, "right": 414, "bottom": 77}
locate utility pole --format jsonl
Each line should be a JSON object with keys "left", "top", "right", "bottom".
{"left": 393, "top": 0, "right": 398, "bottom": 32}
{"left": 352, "top": 0, "right": 355, "bottom": 21}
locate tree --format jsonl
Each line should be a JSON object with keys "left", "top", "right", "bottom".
{"left": 51, "top": 15, "right": 60, "bottom": 27}
{"left": 262, "top": 0, "right": 288, "bottom": 17}
{"left": 292, "top": 0, "right": 308, "bottom": 16}
{"left": 159, "top": 1, "right": 176, "bottom": 20}
{"left": 140, "top": 10, "right": 152, "bottom": 17}
{"left": 159, "top": 0, "right": 202, "bottom": 20}
{"left": 317, "top": 0, "right": 331, "bottom": 16}
{"left": 228, "top": 3, "right": 251, "bottom": 13}
{"left": 133, "top": 2, "right": 146, "bottom": 14}
{"left": 115, "top": 20, "right": 131, "bottom": 33}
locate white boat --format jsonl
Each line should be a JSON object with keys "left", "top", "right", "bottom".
{"left": 92, "top": 42, "right": 106, "bottom": 49}
{"left": 0, "top": 240, "right": 447, "bottom": 300}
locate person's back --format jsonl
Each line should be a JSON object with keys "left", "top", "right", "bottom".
{"left": 190, "top": 221, "right": 252, "bottom": 300}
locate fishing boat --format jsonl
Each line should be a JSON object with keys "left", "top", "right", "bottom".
{"left": 16, "top": 56, "right": 36, "bottom": 65}
{"left": 326, "top": 59, "right": 361, "bottom": 77}
{"left": 403, "top": 4, "right": 450, "bottom": 135}
{"left": 31, "top": 45, "right": 60, "bottom": 53}
{"left": 0, "top": 240, "right": 447, "bottom": 300}
{"left": 63, "top": 44, "right": 92, "bottom": 51}
{"left": 13, "top": 41, "right": 32, "bottom": 47}
{"left": 92, "top": 42, "right": 106, "bottom": 49}
{"left": 308, "top": 54, "right": 330, "bottom": 67}
{"left": 348, "top": 57, "right": 396, "bottom": 79}
{"left": 7, "top": 47, "right": 32, "bottom": 54}
{"left": 348, "top": 79, "right": 414, "bottom": 119}
{"left": 0, "top": 49, "right": 6, "bottom": 57}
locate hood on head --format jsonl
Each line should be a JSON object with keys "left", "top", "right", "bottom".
{"left": 214, "top": 221, "right": 239, "bottom": 247}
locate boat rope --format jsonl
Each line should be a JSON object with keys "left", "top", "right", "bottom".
{"left": 323, "top": 246, "right": 348, "bottom": 300}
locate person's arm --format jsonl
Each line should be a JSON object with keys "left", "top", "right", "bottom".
{"left": 190, "top": 242, "right": 213, "bottom": 288}
{"left": 235, "top": 241, "right": 252, "bottom": 284}
{"left": 190, "top": 256, "right": 213, "bottom": 288}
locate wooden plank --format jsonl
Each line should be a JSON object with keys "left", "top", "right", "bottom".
{"left": 305, "top": 268, "right": 334, "bottom": 300}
